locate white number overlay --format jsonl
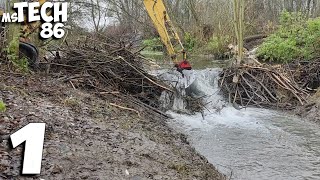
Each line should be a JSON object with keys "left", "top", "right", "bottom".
{"left": 10, "top": 123, "right": 46, "bottom": 174}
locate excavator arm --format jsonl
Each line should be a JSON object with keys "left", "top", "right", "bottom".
{"left": 143, "top": 0, "right": 196, "bottom": 89}
{"left": 143, "top": 0, "right": 186, "bottom": 63}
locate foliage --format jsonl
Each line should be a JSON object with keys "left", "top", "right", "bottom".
{"left": 6, "top": 37, "right": 29, "bottom": 72}
{"left": 279, "top": 11, "right": 306, "bottom": 30}
{"left": 305, "top": 18, "right": 320, "bottom": 54}
{"left": 205, "top": 35, "right": 231, "bottom": 55}
{"left": 0, "top": 101, "right": 6, "bottom": 112}
{"left": 184, "top": 32, "right": 197, "bottom": 51}
{"left": 257, "top": 34, "right": 303, "bottom": 62}
{"left": 257, "top": 11, "right": 320, "bottom": 63}
{"left": 142, "top": 38, "right": 163, "bottom": 51}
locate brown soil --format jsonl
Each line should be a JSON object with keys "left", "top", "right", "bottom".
{"left": 0, "top": 72, "right": 225, "bottom": 179}
{"left": 295, "top": 89, "right": 320, "bottom": 124}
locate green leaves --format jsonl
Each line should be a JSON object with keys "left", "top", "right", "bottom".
{"left": 258, "top": 35, "right": 300, "bottom": 62}
{"left": 258, "top": 11, "right": 320, "bottom": 63}
{"left": 5, "top": 36, "right": 30, "bottom": 72}
{"left": 0, "top": 101, "right": 6, "bottom": 112}
{"left": 142, "top": 38, "right": 163, "bottom": 51}
{"left": 184, "top": 33, "right": 197, "bottom": 51}
{"left": 205, "top": 35, "right": 230, "bottom": 55}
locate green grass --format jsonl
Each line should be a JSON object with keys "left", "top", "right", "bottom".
{"left": 0, "top": 101, "right": 6, "bottom": 112}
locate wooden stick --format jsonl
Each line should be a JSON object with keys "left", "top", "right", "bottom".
{"left": 244, "top": 71, "right": 278, "bottom": 101}
{"left": 119, "top": 56, "right": 172, "bottom": 92}
{"left": 110, "top": 103, "right": 141, "bottom": 117}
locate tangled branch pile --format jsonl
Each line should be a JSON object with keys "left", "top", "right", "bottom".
{"left": 49, "top": 37, "right": 171, "bottom": 117}
{"left": 289, "top": 58, "right": 320, "bottom": 90}
{"left": 219, "top": 64, "right": 310, "bottom": 110}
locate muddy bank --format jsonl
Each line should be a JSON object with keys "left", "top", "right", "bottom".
{"left": 0, "top": 72, "right": 225, "bottom": 179}
{"left": 295, "top": 89, "right": 320, "bottom": 124}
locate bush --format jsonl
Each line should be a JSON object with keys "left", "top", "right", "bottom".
{"left": 205, "top": 35, "right": 230, "bottom": 55}
{"left": 305, "top": 18, "right": 320, "bottom": 54}
{"left": 184, "top": 32, "right": 197, "bottom": 51}
{"left": 257, "top": 11, "right": 320, "bottom": 63}
{"left": 257, "top": 34, "right": 303, "bottom": 62}
{"left": 142, "top": 38, "right": 163, "bottom": 51}
{"left": 6, "top": 37, "right": 29, "bottom": 72}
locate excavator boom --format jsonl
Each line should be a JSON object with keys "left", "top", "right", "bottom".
{"left": 143, "top": 0, "right": 196, "bottom": 89}
{"left": 143, "top": 0, "right": 185, "bottom": 63}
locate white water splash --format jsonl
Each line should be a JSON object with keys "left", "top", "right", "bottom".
{"left": 163, "top": 68, "right": 320, "bottom": 180}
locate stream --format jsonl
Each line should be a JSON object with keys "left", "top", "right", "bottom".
{"left": 149, "top": 53, "right": 320, "bottom": 180}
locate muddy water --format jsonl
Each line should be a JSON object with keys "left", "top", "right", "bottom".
{"left": 146, "top": 52, "right": 320, "bottom": 180}
{"left": 166, "top": 68, "right": 320, "bottom": 180}
{"left": 141, "top": 51, "right": 228, "bottom": 69}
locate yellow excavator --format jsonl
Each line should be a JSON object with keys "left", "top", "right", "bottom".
{"left": 144, "top": 0, "right": 195, "bottom": 88}
{"left": 1, "top": 0, "right": 186, "bottom": 62}
{"left": 143, "top": 0, "right": 186, "bottom": 63}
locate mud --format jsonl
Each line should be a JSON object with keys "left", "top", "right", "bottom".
{"left": 295, "top": 89, "right": 320, "bottom": 123}
{"left": 0, "top": 73, "right": 225, "bottom": 179}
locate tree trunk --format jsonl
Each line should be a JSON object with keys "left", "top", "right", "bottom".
{"left": 233, "top": 0, "right": 245, "bottom": 66}
{"left": 6, "top": 0, "right": 19, "bottom": 56}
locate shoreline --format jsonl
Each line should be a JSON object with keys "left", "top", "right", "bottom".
{"left": 0, "top": 73, "right": 225, "bottom": 179}
{"left": 295, "top": 89, "right": 320, "bottom": 124}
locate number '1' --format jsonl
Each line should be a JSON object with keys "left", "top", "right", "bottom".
{"left": 10, "top": 123, "right": 46, "bottom": 174}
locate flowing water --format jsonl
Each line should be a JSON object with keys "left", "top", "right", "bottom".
{"left": 147, "top": 53, "right": 320, "bottom": 179}
{"left": 167, "top": 68, "right": 320, "bottom": 180}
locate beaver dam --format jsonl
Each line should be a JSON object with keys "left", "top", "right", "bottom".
{"left": 219, "top": 58, "right": 320, "bottom": 110}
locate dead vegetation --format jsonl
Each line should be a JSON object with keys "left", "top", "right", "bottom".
{"left": 289, "top": 58, "right": 320, "bottom": 91}
{"left": 219, "top": 58, "right": 320, "bottom": 110}
{"left": 45, "top": 36, "right": 173, "bottom": 118}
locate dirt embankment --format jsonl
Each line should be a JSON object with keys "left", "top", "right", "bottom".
{"left": 0, "top": 73, "right": 225, "bottom": 179}
{"left": 295, "top": 89, "right": 320, "bottom": 124}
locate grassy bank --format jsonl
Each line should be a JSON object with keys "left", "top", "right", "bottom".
{"left": 257, "top": 11, "right": 320, "bottom": 63}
